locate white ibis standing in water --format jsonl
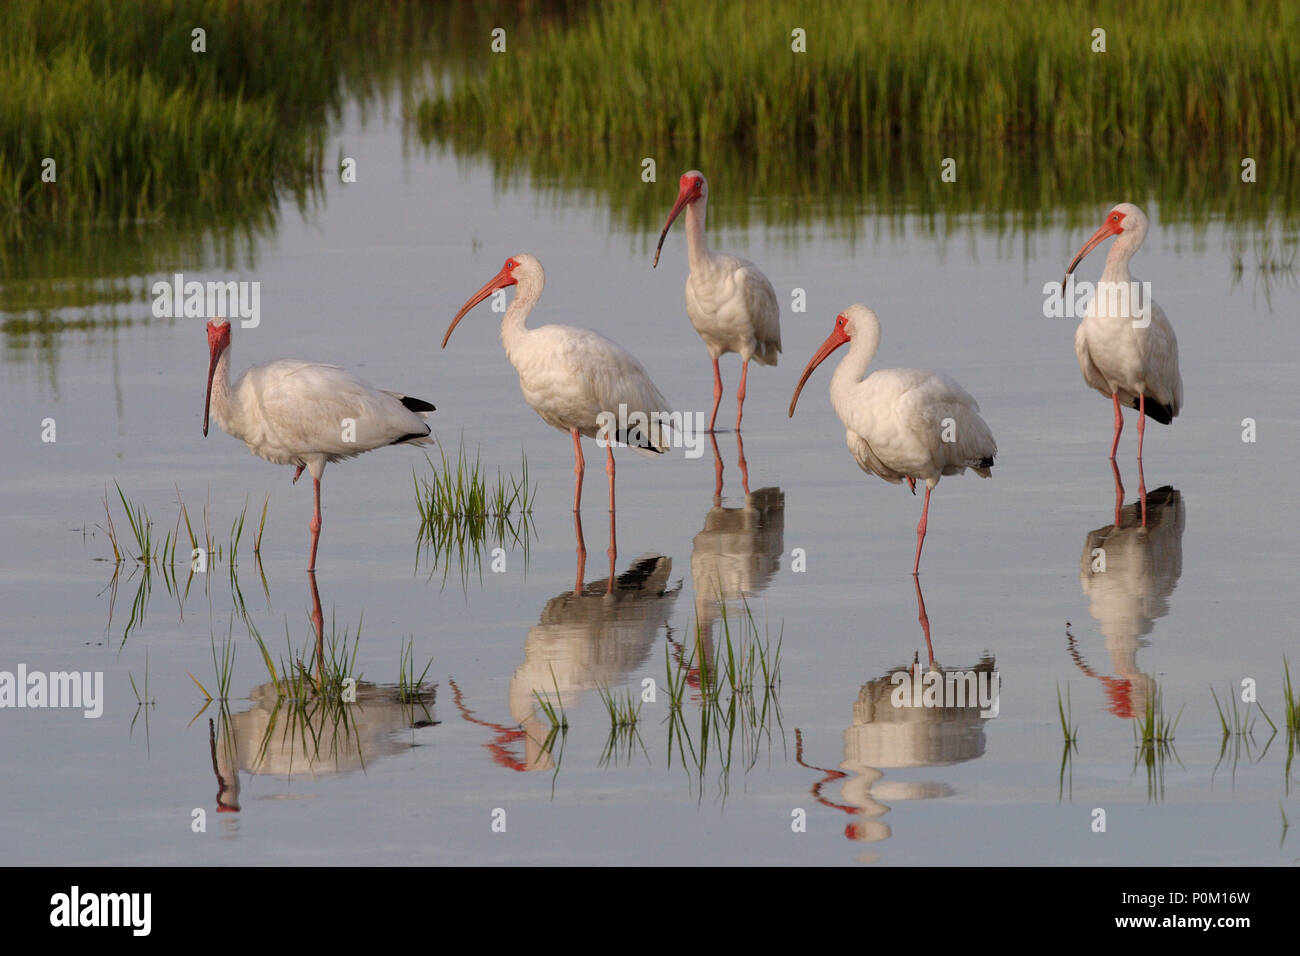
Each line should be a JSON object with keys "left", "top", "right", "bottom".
{"left": 1063, "top": 202, "right": 1182, "bottom": 459}
{"left": 788, "top": 305, "right": 997, "bottom": 575}
{"left": 653, "top": 170, "right": 781, "bottom": 432}
{"left": 442, "top": 254, "right": 673, "bottom": 516}
{"left": 202, "top": 319, "right": 435, "bottom": 571}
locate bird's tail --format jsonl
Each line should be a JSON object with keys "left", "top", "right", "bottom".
{"left": 1132, "top": 395, "right": 1176, "bottom": 425}
{"left": 391, "top": 430, "right": 434, "bottom": 447}
{"left": 752, "top": 337, "right": 781, "bottom": 367}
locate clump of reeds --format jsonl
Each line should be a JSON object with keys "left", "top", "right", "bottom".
{"left": 414, "top": 441, "right": 534, "bottom": 588}
{"left": 421, "top": 0, "right": 1300, "bottom": 150}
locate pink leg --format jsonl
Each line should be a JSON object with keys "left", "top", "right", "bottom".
{"left": 912, "top": 485, "right": 932, "bottom": 576}
{"left": 572, "top": 512, "right": 586, "bottom": 595}
{"left": 1137, "top": 458, "right": 1148, "bottom": 529}
{"left": 606, "top": 443, "right": 616, "bottom": 513}
{"left": 707, "top": 358, "right": 723, "bottom": 433}
{"left": 293, "top": 464, "right": 305, "bottom": 484}
{"left": 906, "top": 476, "right": 917, "bottom": 495}
{"left": 736, "top": 431, "right": 750, "bottom": 497}
{"left": 307, "top": 570, "right": 324, "bottom": 684}
{"left": 709, "top": 432, "right": 724, "bottom": 500}
{"left": 1137, "top": 393, "right": 1146, "bottom": 461}
{"left": 1110, "top": 459, "right": 1125, "bottom": 529}
{"left": 571, "top": 427, "right": 585, "bottom": 513}
{"left": 606, "top": 510, "right": 617, "bottom": 594}
{"left": 914, "top": 577, "right": 935, "bottom": 667}
{"left": 735, "top": 359, "right": 749, "bottom": 432}
{"left": 1109, "top": 392, "right": 1123, "bottom": 460}
{"left": 307, "top": 477, "right": 322, "bottom": 571}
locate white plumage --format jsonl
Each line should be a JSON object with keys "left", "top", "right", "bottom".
{"left": 788, "top": 305, "right": 997, "bottom": 574}
{"left": 691, "top": 486, "right": 784, "bottom": 636}
{"left": 506, "top": 551, "right": 679, "bottom": 771}
{"left": 1072, "top": 481, "right": 1184, "bottom": 719}
{"left": 654, "top": 170, "right": 781, "bottom": 431}
{"left": 443, "top": 253, "right": 673, "bottom": 514}
{"left": 203, "top": 319, "right": 434, "bottom": 570}
{"left": 1065, "top": 202, "right": 1183, "bottom": 459}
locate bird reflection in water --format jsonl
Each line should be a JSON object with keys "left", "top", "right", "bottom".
{"left": 208, "top": 572, "right": 437, "bottom": 815}
{"left": 796, "top": 578, "right": 995, "bottom": 856}
{"left": 452, "top": 512, "right": 679, "bottom": 772}
{"left": 1069, "top": 464, "right": 1184, "bottom": 720}
{"left": 668, "top": 434, "right": 783, "bottom": 691}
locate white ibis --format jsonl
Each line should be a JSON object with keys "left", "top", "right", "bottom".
{"left": 442, "top": 253, "right": 672, "bottom": 515}
{"left": 202, "top": 318, "right": 435, "bottom": 571}
{"left": 1069, "top": 476, "right": 1184, "bottom": 719}
{"left": 788, "top": 305, "right": 997, "bottom": 575}
{"left": 1063, "top": 202, "right": 1182, "bottom": 459}
{"left": 506, "top": 540, "right": 679, "bottom": 771}
{"left": 653, "top": 170, "right": 781, "bottom": 432}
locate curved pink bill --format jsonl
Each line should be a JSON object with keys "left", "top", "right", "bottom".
{"left": 203, "top": 349, "right": 218, "bottom": 436}
{"left": 652, "top": 181, "right": 698, "bottom": 268}
{"left": 788, "top": 326, "right": 850, "bottom": 417}
{"left": 1061, "top": 220, "right": 1122, "bottom": 291}
{"left": 443, "top": 263, "right": 517, "bottom": 349}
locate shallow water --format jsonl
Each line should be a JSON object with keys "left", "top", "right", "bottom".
{"left": 2, "top": 98, "right": 1298, "bottom": 866}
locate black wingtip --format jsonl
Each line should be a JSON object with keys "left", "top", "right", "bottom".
{"left": 978, "top": 456, "right": 995, "bottom": 469}
{"left": 401, "top": 396, "right": 436, "bottom": 413}
{"left": 391, "top": 430, "right": 430, "bottom": 446}
{"left": 617, "top": 428, "right": 665, "bottom": 453}
{"left": 1132, "top": 397, "right": 1174, "bottom": 425}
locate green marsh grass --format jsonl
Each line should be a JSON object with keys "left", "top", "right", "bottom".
{"left": 414, "top": 441, "right": 535, "bottom": 588}
{"left": 1210, "top": 682, "right": 1276, "bottom": 782}
{"left": 423, "top": 1, "right": 1299, "bottom": 148}
{"left": 1284, "top": 658, "right": 1300, "bottom": 792}
{"left": 396, "top": 637, "right": 437, "bottom": 728}
{"left": 242, "top": 608, "right": 367, "bottom": 771}
{"left": 533, "top": 676, "right": 569, "bottom": 735}
{"left": 1, "top": 0, "right": 516, "bottom": 241}
{"left": 594, "top": 683, "right": 646, "bottom": 765}
{"left": 1056, "top": 682, "right": 1079, "bottom": 801}
{"left": 1132, "top": 686, "right": 1184, "bottom": 802}
{"left": 128, "top": 647, "right": 155, "bottom": 744}
{"left": 595, "top": 682, "right": 647, "bottom": 766}
{"left": 398, "top": 637, "right": 435, "bottom": 706}
{"left": 419, "top": 0, "right": 1300, "bottom": 238}
{"left": 97, "top": 485, "right": 268, "bottom": 644}
{"left": 1057, "top": 682, "right": 1079, "bottom": 744}
{"left": 195, "top": 632, "right": 236, "bottom": 703}
{"left": 664, "top": 599, "right": 784, "bottom": 800}
{"left": 1284, "top": 658, "right": 1300, "bottom": 738}
{"left": 1, "top": 1, "right": 551, "bottom": 242}
{"left": 1, "top": 2, "right": 548, "bottom": 390}
{"left": 532, "top": 669, "right": 570, "bottom": 785}
{"left": 597, "top": 684, "right": 642, "bottom": 729}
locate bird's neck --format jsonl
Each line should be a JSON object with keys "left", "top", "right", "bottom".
{"left": 500, "top": 279, "right": 542, "bottom": 362}
{"left": 685, "top": 201, "right": 711, "bottom": 271}
{"left": 1101, "top": 238, "right": 1136, "bottom": 283}
{"left": 209, "top": 348, "right": 235, "bottom": 429}
{"left": 829, "top": 334, "right": 878, "bottom": 415}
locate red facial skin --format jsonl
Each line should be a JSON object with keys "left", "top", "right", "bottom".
{"left": 203, "top": 320, "right": 232, "bottom": 436}
{"left": 652, "top": 174, "right": 705, "bottom": 268}
{"left": 1062, "top": 210, "right": 1127, "bottom": 290}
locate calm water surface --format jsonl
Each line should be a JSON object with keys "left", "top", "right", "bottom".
{"left": 2, "top": 100, "right": 1297, "bottom": 865}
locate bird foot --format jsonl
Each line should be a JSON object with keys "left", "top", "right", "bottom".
{"left": 292, "top": 465, "right": 305, "bottom": 484}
